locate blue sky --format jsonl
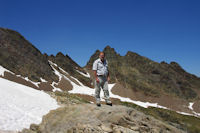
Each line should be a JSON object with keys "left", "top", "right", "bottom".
{"left": 0, "top": 0, "right": 200, "bottom": 77}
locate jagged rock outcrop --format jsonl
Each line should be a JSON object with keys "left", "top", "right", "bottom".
{"left": 0, "top": 28, "right": 58, "bottom": 82}
{"left": 21, "top": 103, "right": 185, "bottom": 133}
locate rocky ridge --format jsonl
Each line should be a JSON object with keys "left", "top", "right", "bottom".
{"left": 86, "top": 46, "right": 200, "bottom": 100}
{"left": 0, "top": 28, "right": 58, "bottom": 82}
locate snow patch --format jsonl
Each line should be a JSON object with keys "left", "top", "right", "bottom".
{"left": 59, "top": 66, "right": 70, "bottom": 75}
{"left": 188, "top": 102, "right": 194, "bottom": 110}
{"left": 48, "top": 60, "right": 63, "bottom": 92}
{"left": 0, "top": 77, "right": 59, "bottom": 131}
{"left": 76, "top": 70, "right": 90, "bottom": 78}
{"left": 0, "top": 65, "right": 14, "bottom": 76}
{"left": 68, "top": 81, "right": 94, "bottom": 96}
{"left": 40, "top": 78, "right": 47, "bottom": 82}
{"left": 108, "top": 84, "right": 168, "bottom": 109}
{"left": 187, "top": 102, "right": 200, "bottom": 117}
{"left": 176, "top": 111, "right": 194, "bottom": 116}
{"left": 24, "top": 77, "right": 40, "bottom": 87}
{"left": 193, "top": 111, "right": 200, "bottom": 117}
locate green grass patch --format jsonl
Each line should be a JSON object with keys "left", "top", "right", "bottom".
{"left": 48, "top": 91, "right": 90, "bottom": 105}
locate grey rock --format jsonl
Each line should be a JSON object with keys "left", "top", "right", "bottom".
{"left": 21, "top": 104, "right": 186, "bottom": 133}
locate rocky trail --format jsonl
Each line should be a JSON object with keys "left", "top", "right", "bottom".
{"left": 21, "top": 92, "right": 185, "bottom": 133}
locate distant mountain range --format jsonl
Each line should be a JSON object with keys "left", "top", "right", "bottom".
{"left": 0, "top": 27, "right": 200, "bottom": 132}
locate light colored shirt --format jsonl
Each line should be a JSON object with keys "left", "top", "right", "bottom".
{"left": 92, "top": 58, "right": 108, "bottom": 76}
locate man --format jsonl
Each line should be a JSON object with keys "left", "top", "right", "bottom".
{"left": 92, "top": 52, "right": 112, "bottom": 107}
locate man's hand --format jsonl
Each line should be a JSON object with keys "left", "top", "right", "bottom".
{"left": 94, "top": 70, "right": 99, "bottom": 83}
{"left": 107, "top": 76, "right": 110, "bottom": 82}
{"left": 96, "top": 77, "right": 99, "bottom": 83}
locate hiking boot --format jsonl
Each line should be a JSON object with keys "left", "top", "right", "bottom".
{"left": 106, "top": 102, "right": 112, "bottom": 106}
{"left": 96, "top": 103, "right": 101, "bottom": 107}
{"left": 96, "top": 100, "right": 101, "bottom": 107}
{"left": 106, "top": 100, "right": 112, "bottom": 106}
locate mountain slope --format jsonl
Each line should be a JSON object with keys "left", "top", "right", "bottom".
{"left": 48, "top": 52, "right": 92, "bottom": 87}
{"left": 85, "top": 46, "right": 200, "bottom": 113}
{"left": 86, "top": 46, "right": 200, "bottom": 99}
{"left": 0, "top": 28, "right": 58, "bottom": 82}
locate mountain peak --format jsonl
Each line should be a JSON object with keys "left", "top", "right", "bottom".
{"left": 170, "top": 61, "right": 181, "bottom": 68}
{"left": 125, "top": 51, "right": 141, "bottom": 57}
{"left": 104, "top": 45, "right": 112, "bottom": 49}
{"left": 56, "top": 52, "right": 65, "bottom": 57}
{"left": 103, "top": 45, "right": 116, "bottom": 53}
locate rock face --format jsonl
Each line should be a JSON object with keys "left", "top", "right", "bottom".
{"left": 86, "top": 46, "right": 200, "bottom": 100}
{"left": 21, "top": 103, "right": 185, "bottom": 133}
{"left": 0, "top": 28, "right": 58, "bottom": 82}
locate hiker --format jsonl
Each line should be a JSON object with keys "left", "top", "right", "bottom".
{"left": 92, "top": 52, "right": 112, "bottom": 106}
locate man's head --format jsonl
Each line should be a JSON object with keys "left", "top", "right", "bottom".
{"left": 99, "top": 52, "right": 105, "bottom": 61}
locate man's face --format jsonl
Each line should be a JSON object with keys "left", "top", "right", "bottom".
{"left": 99, "top": 53, "right": 105, "bottom": 61}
